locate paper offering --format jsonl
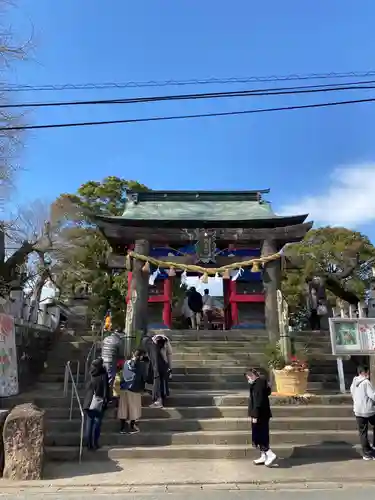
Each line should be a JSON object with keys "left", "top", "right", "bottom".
{"left": 359, "top": 323, "right": 375, "bottom": 351}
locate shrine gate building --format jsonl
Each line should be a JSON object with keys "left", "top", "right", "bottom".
{"left": 94, "top": 189, "right": 312, "bottom": 342}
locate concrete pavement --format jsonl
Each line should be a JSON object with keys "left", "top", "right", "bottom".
{"left": 1, "top": 485, "right": 375, "bottom": 499}
{"left": 1, "top": 458, "right": 375, "bottom": 494}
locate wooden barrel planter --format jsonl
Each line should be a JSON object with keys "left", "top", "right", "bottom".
{"left": 273, "top": 369, "right": 309, "bottom": 396}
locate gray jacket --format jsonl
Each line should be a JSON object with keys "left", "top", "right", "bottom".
{"left": 101, "top": 333, "right": 124, "bottom": 366}
{"left": 350, "top": 375, "right": 375, "bottom": 417}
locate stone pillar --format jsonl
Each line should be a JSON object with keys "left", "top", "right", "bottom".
{"left": 125, "top": 240, "right": 150, "bottom": 354}
{"left": 261, "top": 239, "right": 281, "bottom": 343}
{"left": 3, "top": 403, "right": 44, "bottom": 480}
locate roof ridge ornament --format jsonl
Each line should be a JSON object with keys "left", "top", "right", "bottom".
{"left": 127, "top": 191, "right": 139, "bottom": 205}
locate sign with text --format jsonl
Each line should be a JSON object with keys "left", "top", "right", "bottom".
{"left": 0, "top": 313, "right": 19, "bottom": 397}
{"left": 329, "top": 318, "right": 375, "bottom": 355}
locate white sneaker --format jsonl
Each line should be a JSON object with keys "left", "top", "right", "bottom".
{"left": 265, "top": 450, "right": 277, "bottom": 467}
{"left": 149, "top": 400, "right": 163, "bottom": 408}
{"left": 253, "top": 452, "right": 266, "bottom": 465}
{"left": 363, "top": 455, "right": 375, "bottom": 461}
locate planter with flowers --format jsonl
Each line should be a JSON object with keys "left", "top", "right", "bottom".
{"left": 264, "top": 342, "right": 309, "bottom": 396}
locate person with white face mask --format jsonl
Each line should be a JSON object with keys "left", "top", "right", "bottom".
{"left": 246, "top": 368, "right": 276, "bottom": 467}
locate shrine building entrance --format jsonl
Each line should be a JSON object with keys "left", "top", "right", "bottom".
{"left": 92, "top": 189, "right": 312, "bottom": 341}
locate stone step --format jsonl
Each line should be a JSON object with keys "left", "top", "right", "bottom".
{"left": 169, "top": 332, "right": 268, "bottom": 341}
{"left": 173, "top": 344, "right": 269, "bottom": 353}
{"left": 35, "top": 379, "right": 342, "bottom": 392}
{"left": 168, "top": 329, "right": 330, "bottom": 340}
{"left": 46, "top": 352, "right": 93, "bottom": 362}
{"left": 38, "top": 364, "right": 349, "bottom": 381}
{"left": 45, "top": 416, "right": 357, "bottom": 433}
{"left": 38, "top": 371, "right": 344, "bottom": 384}
{"left": 172, "top": 337, "right": 331, "bottom": 351}
{"left": 3, "top": 392, "right": 352, "bottom": 409}
{"left": 172, "top": 349, "right": 333, "bottom": 359}
{"left": 45, "top": 442, "right": 363, "bottom": 461}
{"left": 43, "top": 404, "right": 354, "bottom": 420}
{"left": 45, "top": 429, "right": 361, "bottom": 447}
{"left": 41, "top": 362, "right": 352, "bottom": 376}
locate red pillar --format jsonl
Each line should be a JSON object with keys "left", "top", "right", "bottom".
{"left": 163, "top": 277, "right": 173, "bottom": 329}
{"left": 229, "top": 279, "right": 239, "bottom": 326}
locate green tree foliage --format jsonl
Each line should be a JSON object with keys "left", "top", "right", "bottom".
{"left": 282, "top": 226, "right": 375, "bottom": 310}
{"left": 51, "top": 176, "right": 148, "bottom": 328}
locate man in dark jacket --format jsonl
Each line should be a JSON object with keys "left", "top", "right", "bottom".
{"left": 188, "top": 287, "right": 203, "bottom": 330}
{"left": 83, "top": 358, "right": 110, "bottom": 450}
{"left": 246, "top": 368, "right": 276, "bottom": 467}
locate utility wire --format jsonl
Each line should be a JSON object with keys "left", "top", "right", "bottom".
{"left": 1, "top": 96, "right": 374, "bottom": 132}
{"left": 3, "top": 70, "right": 375, "bottom": 92}
{"left": 3, "top": 81, "right": 375, "bottom": 110}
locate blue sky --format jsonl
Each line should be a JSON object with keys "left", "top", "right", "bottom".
{"left": 5, "top": 0, "right": 375, "bottom": 239}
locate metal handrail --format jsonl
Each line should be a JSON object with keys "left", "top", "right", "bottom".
{"left": 64, "top": 360, "right": 84, "bottom": 463}
{"left": 84, "top": 340, "right": 98, "bottom": 382}
{"left": 84, "top": 319, "right": 105, "bottom": 381}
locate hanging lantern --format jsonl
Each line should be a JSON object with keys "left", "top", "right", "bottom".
{"left": 168, "top": 267, "right": 176, "bottom": 277}
{"left": 142, "top": 261, "right": 150, "bottom": 273}
{"left": 222, "top": 269, "right": 230, "bottom": 280}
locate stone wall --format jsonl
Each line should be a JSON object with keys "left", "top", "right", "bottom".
{"left": 15, "top": 323, "right": 58, "bottom": 392}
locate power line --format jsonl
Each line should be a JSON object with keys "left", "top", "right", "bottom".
{"left": 1, "top": 96, "right": 374, "bottom": 132}
{"left": 3, "top": 70, "right": 375, "bottom": 92}
{"left": 2, "top": 81, "right": 375, "bottom": 110}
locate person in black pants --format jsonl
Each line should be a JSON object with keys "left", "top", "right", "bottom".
{"left": 150, "top": 336, "right": 171, "bottom": 408}
{"left": 83, "top": 358, "right": 110, "bottom": 450}
{"left": 246, "top": 368, "right": 277, "bottom": 467}
{"left": 350, "top": 364, "right": 375, "bottom": 460}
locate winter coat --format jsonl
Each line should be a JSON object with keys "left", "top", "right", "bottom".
{"left": 120, "top": 358, "right": 148, "bottom": 393}
{"left": 350, "top": 375, "right": 375, "bottom": 417}
{"left": 101, "top": 332, "right": 124, "bottom": 366}
{"left": 248, "top": 375, "right": 272, "bottom": 420}
{"left": 83, "top": 360, "right": 110, "bottom": 411}
{"left": 152, "top": 334, "right": 172, "bottom": 369}
{"left": 188, "top": 291, "right": 203, "bottom": 313}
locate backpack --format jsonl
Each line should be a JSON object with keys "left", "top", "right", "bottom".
{"left": 120, "top": 360, "right": 136, "bottom": 391}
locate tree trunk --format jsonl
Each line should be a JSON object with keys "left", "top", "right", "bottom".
{"left": 28, "top": 253, "right": 49, "bottom": 324}
{"left": 262, "top": 239, "right": 281, "bottom": 343}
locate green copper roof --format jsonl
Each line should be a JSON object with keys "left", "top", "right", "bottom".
{"left": 121, "top": 190, "right": 277, "bottom": 221}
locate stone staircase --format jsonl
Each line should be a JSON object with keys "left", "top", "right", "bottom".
{"left": 2, "top": 328, "right": 361, "bottom": 461}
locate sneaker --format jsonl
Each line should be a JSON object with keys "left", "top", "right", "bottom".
{"left": 149, "top": 400, "right": 163, "bottom": 408}
{"left": 129, "top": 425, "right": 140, "bottom": 434}
{"left": 253, "top": 452, "right": 266, "bottom": 465}
{"left": 265, "top": 450, "right": 277, "bottom": 467}
{"left": 363, "top": 455, "right": 375, "bottom": 461}
{"left": 120, "top": 429, "right": 127, "bottom": 435}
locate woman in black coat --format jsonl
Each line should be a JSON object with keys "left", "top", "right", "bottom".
{"left": 83, "top": 357, "right": 110, "bottom": 450}
{"left": 246, "top": 368, "right": 277, "bottom": 467}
